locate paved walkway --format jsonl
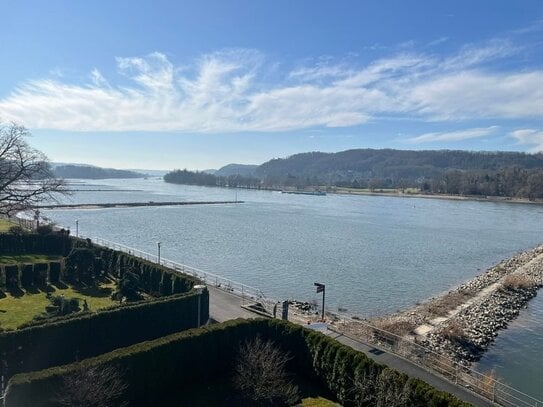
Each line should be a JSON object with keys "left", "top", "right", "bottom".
{"left": 207, "top": 286, "right": 493, "bottom": 407}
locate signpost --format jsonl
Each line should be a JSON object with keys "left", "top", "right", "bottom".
{"left": 314, "top": 282, "right": 325, "bottom": 321}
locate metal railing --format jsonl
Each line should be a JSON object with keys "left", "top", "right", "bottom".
{"left": 87, "top": 236, "right": 278, "bottom": 314}
{"left": 331, "top": 318, "right": 543, "bottom": 407}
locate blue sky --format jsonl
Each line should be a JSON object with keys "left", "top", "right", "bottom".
{"left": 1, "top": 1, "right": 543, "bottom": 170}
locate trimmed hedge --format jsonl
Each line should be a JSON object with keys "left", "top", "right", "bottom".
{"left": 4, "top": 319, "right": 470, "bottom": 407}
{"left": 5, "top": 265, "right": 19, "bottom": 289}
{"left": 94, "top": 246, "right": 200, "bottom": 296}
{"left": 33, "top": 263, "right": 48, "bottom": 286}
{"left": 21, "top": 264, "right": 33, "bottom": 287}
{"left": 0, "top": 234, "right": 72, "bottom": 256}
{"left": 48, "top": 262, "right": 61, "bottom": 283}
{"left": 0, "top": 288, "right": 209, "bottom": 380}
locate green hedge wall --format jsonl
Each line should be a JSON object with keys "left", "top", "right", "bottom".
{"left": 0, "top": 288, "right": 209, "bottom": 380}
{"left": 5, "top": 265, "right": 19, "bottom": 289}
{"left": 0, "top": 234, "right": 72, "bottom": 256}
{"left": 48, "top": 262, "right": 61, "bottom": 283}
{"left": 33, "top": 263, "right": 48, "bottom": 286}
{"left": 20, "top": 264, "right": 33, "bottom": 287}
{"left": 4, "top": 319, "right": 470, "bottom": 407}
{"left": 93, "top": 247, "right": 200, "bottom": 296}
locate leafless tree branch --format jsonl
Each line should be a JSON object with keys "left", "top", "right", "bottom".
{"left": 53, "top": 364, "right": 128, "bottom": 407}
{"left": 0, "top": 122, "right": 67, "bottom": 216}
{"left": 233, "top": 336, "right": 299, "bottom": 406}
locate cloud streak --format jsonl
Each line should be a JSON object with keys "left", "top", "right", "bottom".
{"left": 0, "top": 38, "right": 542, "bottom": 133}
{"left": 511, "top": 129, "right": 543, "bottom": 152}
{"left": 407, "top": 126, "right": 499, "bottom": 144}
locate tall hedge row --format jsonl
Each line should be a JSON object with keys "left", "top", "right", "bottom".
{"left": 0, "top": 288, "right": 209, "bottom": 380}
{"left": 93, "top": 247, "right": 200, "bottom": 296}
{"left": 5, "top": 319, "right": 469, "bottom": 407}
{"left": 0, "top": 234, "right": 72, "bottom": 256}
{"left": 0, "top": 262, "right": 63, "bottom": 289}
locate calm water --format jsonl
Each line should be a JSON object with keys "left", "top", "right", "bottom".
{"left": 475, "top": 292, "right": 543, "bottom": 401}
{"left": 44, "top": 178, "right": 543, "bottom": 397}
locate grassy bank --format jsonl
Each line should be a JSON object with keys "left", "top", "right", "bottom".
{"left": 0, "top": 219, "right": 15, "bottom": 232}
{"left": 0, "top": 281, "right": 117, "bottom": 330}
{"left": 0, "top": 254, "right": 61, "bottom": 264}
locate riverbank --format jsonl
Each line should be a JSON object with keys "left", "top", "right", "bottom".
{"left": 37, "top": 200, "right": 244, "bottom": 210}
{"left": 352, "top": 244, "right": 543, "bottom": 366}
{"left": 331, "top": 187, "right": 543, "bottom": 206}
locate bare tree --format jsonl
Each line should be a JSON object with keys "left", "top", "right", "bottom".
{"left": 53, "top": 364, "right": 128, "bottom": 407}
{"left": 233, "top": 336, "right": 299, "bottom": 406}
{"left": 0, "top": 122, "right": 66, "bottom": 216}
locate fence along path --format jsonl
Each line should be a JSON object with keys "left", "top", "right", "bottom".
{"left": 88, "top": 236, "right": 278, "bottom": 314}
{"left": 331, "top": 319, "right": 543, "bottom": 407}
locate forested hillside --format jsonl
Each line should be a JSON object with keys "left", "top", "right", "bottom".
{"left": 165, "top": 149, "right": 543, "bottom": 199}
{"left": 54, "top": 165, "right": 145, "bottom": 179}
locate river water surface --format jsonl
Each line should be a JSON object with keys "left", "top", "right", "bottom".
{"left": 43, "top": 178, "right": 543, "bottom": 398}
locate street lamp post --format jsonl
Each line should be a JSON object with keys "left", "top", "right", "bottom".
{"left": 194, "top": 284, "right": 206, "bottom": 327}
{"left": 157, "top": 242, "right": 161, "bottom": 264}
{"left": 314, "top": 282, "right": 326, "bottom": 322}
{"left": 75, "top": 220, "right": 79, "bottom": 238}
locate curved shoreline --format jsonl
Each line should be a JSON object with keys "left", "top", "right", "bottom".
{"left": 331, "top": 188, "right": 543, "bottom": 206}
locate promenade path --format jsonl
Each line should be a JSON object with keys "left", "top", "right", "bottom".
{"left": 208, "top": 286, "right": 493, "bottom": 407}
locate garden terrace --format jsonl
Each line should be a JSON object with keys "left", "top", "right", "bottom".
{"left": 0, "top": 232, "right": 208, "bottom": 381}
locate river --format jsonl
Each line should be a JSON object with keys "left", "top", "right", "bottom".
{"left": 43, "top": 178, "right": 543, "bottom": 398}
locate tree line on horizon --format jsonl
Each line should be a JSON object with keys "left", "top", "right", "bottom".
{"left": 165, "top": 148, "right": 543, "bottom": 199}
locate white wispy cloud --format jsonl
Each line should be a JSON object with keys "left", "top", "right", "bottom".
{"left": 510, "top": 129, "right": 543, "bottom": 152}
{"left": 0, "top": 36, "right": 542, "bottom": 133}
{"left": 407, "top": 126, "right": 499, "bottom": 144}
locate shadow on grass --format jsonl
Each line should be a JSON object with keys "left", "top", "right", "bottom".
{"left": 6, "top": 286, "right": 24, "bottom": 298}
{"left": 51, "top": 280, "right": 68, "bottom": 290}
{"left": 73, "top": 283, "right": 113, "bottom": 298}
{"left": 23, "top": 285, "right": 40, "bottom": 295}
{"left": 41, "top": 284, "right": 55, "bottom": 293}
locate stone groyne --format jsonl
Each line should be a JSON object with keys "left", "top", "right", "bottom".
{"left": 366, "top": 245, "right": 543, "bottom": 365}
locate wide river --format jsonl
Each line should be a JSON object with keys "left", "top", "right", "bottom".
{"left": 44, "top": 178, "right": 543, "bottom": 399}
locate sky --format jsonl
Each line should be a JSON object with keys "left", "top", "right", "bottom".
{"left": 1, "top": 1, "right": 543, "bottom": 170}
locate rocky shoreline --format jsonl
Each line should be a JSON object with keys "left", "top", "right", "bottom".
{"left": 335, "top": 244, "right": 543, "bottom": 367}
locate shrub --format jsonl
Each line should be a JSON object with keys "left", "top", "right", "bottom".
{"left": 48, "top": 262, "right": 61, "bottom": 283}
{"left": 501, "top": 274, "right": 535, "bottom": 290}
{"left": 5, "top": 265, "right": 19, "bottom": 289}
{"left": 8, "top": 225, "right": 26, "bottom": 235}
{"left": 33, "top": 263, "right": 48, "bottom": 286}
{"left": 36, "top": 225, "right": 54, "bottom": 235}
{"left": 159, "top": 272, "right": 172, "bottom": 296}
{"left": 21, "top": 264, "right": 34, "bottom": 287}
{"left": 65, "top": 248, "right": 95, "bottom": 282}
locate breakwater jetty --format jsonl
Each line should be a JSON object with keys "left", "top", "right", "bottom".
{"left": 361, "top": 244, "right": 543, "bottom": 366}
{"left": 37, "top": 200, "right": 244, "bottom": 210}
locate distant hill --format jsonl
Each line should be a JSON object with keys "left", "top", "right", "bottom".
{"left": 54, "top": 165, "right": 146, "bottom": 179}
{"left": 214, "top": 164, "right": 258, "bottom": 177}
{"left": 165, "top": 149, "right": 543, "bottom": 198}
{"left": 255, "top": 149, "right": 543, "bottom": 183}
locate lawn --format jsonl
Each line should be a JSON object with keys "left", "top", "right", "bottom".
{"left": 0, "top": 254, "right": 62, "bottom": 264}
{"left": 0, "top": 280, "right": 118, "bottom": 330}
{"left": 0, "top": 219, "right": 16, "bottom": 233}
